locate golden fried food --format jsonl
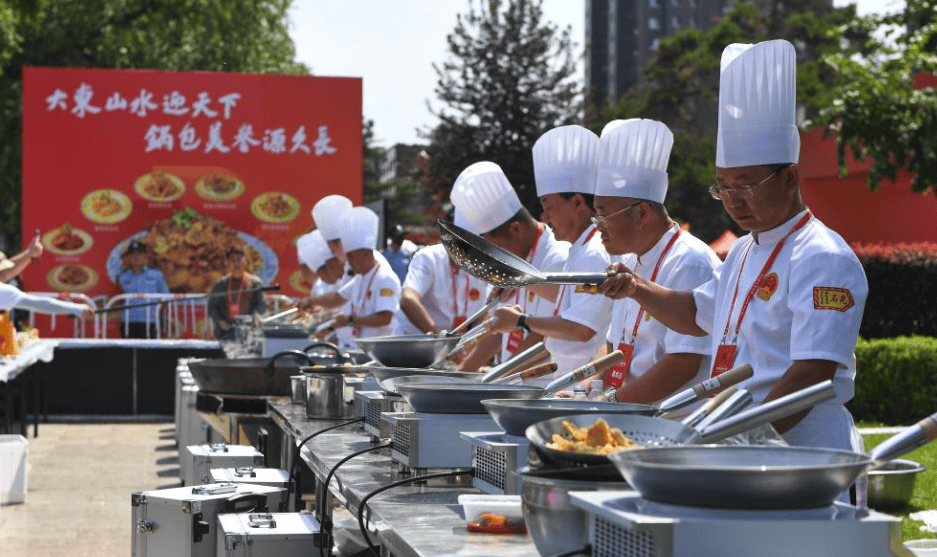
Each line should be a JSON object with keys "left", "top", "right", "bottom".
{"left": 546, "top": 418, "right": 641, "bottom": 455}
{"left": 140, "top": 172, "right": 180, "bottom": 199}
{"left": 92, "top": 192, "right": 122, "bottom": 216}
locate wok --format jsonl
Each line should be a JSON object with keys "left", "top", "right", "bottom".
{"left": 438, "top": 219, "right": 608, "bottom": 289}
{"left": 187, "top": 350, "right": 314, "bottom": 396}
{"left": 354, "top": 334, "right": 463, "bottom": 368}
{"left": 302, "top": 342, "right": 372, "bottom": 366}
{"left": 482, "top": 363, "right": 754, "bottom": 436}
{"left": 366, "top": 367, "right": 482, "bottom": 393}
{"left": 609, "top": 409, "right": 937, "bottom": 509}
{"left": 526, "top": 380, "right": 836, "bottom": 468}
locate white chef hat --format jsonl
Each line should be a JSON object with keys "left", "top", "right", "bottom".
{"left": 595, "top": 118, "right": 673, "bottom": 202}
{"left": 338, "top": 206, "right": 379, "bottom": 252}
{"left": 297, "top": 230, "right": 332, "bottom": 271}
{"left": 716, "top": 39, "right": 799, "bottom": 168}
{"left": 311, "top": 195, "right": 353, "bottom": 241}
{"left": 453, "top": 209, "right": 478, "bottom": 235}
{"left": 600, "top": 119, "right": 629, "bottom": 137}
{"left": 533, "top": 125, "right": 599, "bottom": 197}
{"left": 450, "top": 162, "right": 522, "bottom": 234}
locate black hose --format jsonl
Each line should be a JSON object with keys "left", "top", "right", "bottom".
{"left": 549, "top": 546, "right": 591, "bottom": 557}
{"left": 356, "top": 469, "right": 473, "bottom": 557}
{"left": 318, "top": 442, "right": 392, "bottom": 557}
{"left": 287, "top": 417, "right": 364, "bottom": 507}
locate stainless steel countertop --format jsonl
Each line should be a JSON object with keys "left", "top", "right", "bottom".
{"left": 268, "top": 398, "right": 539, "bottom": 557}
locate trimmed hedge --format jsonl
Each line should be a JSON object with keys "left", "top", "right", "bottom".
{"left": 853, "top": 242, "right": 937, "bottom": 339}
{"left": 849, "top": 336, "right": 937, "bottom": 424}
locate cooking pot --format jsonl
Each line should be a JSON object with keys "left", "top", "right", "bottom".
{"left": 290, "top": 375, "right": 306, "bottom": 404}
{"left": 302, "top": 364, "right": 372, "bottom": 419}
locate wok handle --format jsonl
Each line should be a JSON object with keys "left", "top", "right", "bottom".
{"left": 698, "top": 379, "right": 836, "bottom": 443}
{"left": 436, "top": 319, "right": 495, "bottom": 366}
{"left": 265, "top": 350, "right": 314, "bottom": 378}
{"left": 541, "top": 272, "right": 611, "bottom": 286}
{"left": 261, "top": 307, "right": 298, "bottom": 324}
{"left": 450, "top": 298, "right": 500, "bottom": 336}
{"left": 311, "top": 318, "right": 337, "bottom": 334}
{"left": 869, "top": 411, "right": 937, "bottom": 462}
{"left": 541, "top": 350, "right": 625, "bottom": 397}
{"left": 694, "top": 388, "right": 753, "bottom": 431}
{"left": 479, "top": 342, "right": 548, "bottom": 383}
{"left": 496, "top": 361, "right": 558, "bottom": 384}
{"left": 681, "top": 387, "right": 738, "bottom": 428}
{"left": 656, "top": 363, "right": 754, "bottom": 415}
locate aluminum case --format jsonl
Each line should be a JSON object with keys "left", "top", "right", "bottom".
{"left": 216, "top": 512, "right": 321, "bottom": 556}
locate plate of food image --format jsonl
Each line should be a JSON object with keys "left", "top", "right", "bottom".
{"left": 46, "top": 264, "right": 99, "bottom": 293}
{"left": 80, "top": 189, "right": 133, "bottom": 224}
{"left": 134, "top": 172, "right": 185, "bottom": 202}
{"left": 42, "top": 224, "right": 93, "bottom": 256}
{"left": 250, "top": 192, "right": 301, "bottom": 224}
{"left": 194, "top": 173, "right": 246, "bottom": 201}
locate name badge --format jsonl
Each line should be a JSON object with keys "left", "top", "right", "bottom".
{"left": 606, "top": 344, "right": 635, "bottom": 389}
{"left": 506, "top": 329, "right": 525, "bottom": 354}
{"left": 228, "top": 303, "right": 241, "bottom": 318}
{"left": 711, "top": 344, "right": 737, "bottom": 378}
{"left": 452, "top": 316, "right": 467, "bottom": 330}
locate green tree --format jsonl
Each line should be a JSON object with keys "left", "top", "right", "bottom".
{"left": 423, "top": 0, "right": 581, "bottom": 216}
{"left": 807, "top": 0, "right": 937, "bottom": 193}
{"left": 0, "top": 0, "right": 307, "bottom": 249}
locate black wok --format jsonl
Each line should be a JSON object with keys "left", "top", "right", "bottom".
{"left": 609, "top": 410, "right": 937, "bottom": 509}
{"left": 187, "top": 350, "right": 314, "bottom": 396}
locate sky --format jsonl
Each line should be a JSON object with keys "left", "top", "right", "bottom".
{"left": 287, "top": 0, "right": 905, "bottom": 149}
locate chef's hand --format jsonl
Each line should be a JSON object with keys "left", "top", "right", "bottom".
{"left": 332, "top": 314, "right": 350, "bottom": 328}
{"left": 28, "top": 233, "right": 43, "bottom": 260}
{"left": 490, "top": 305, "right": 523, "bottom": 334}
{"left": 81, "top": 305, "right": 95, "bottom": 320}
{"left": 297, "top": 298, "right": 316, "bottom": 313}
{"left": 596, "top": 263, "right": 639, "bottom": 300}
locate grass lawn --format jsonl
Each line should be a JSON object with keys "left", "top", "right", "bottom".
{"left": 859, "top": 422, "right": 937, "bottom": 543}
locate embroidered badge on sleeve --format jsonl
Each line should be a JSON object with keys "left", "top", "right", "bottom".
{"left": 813, "top": 287, "right": 854, "bottom": 311}
{"left": 379, "top": 288, "right": 394, "bottom": 297}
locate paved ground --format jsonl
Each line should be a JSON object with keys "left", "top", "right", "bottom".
{"left": 0, "top": 422, "right": 177, "bottom": 556}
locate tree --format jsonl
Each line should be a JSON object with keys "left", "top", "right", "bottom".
{"left": 0, "top": 0, "right": 307, "bottom": 249}
{"left": 423, "top": 0, "right": 582, "bottom": 215}
{"left": 807, "top": 0, "right": 937, "bottom": 193}
{"left": 594, "top": 1, "right": 865, "bottom": 242}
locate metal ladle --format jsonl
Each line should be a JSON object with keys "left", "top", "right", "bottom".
{"left": 437, "top": 220, "right": 608, "bottom": 288}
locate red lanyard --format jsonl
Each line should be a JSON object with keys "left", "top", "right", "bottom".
{"left": 450, "top": 267, "right": 469, "bottom": 317}
{"left": 515, "top": 224, "right": 545, "bottom": 311}
{"left": 620, "top": 227, "right": 682, "bottom": 344}
{"left": 227, "top": 272, "right": 250, "bottom": 307}
{"left": 353, "top": 263, "right": 381, "bottom": 317}
{"left": 720, "top": 212, "right": 812, "bottom": 343}
{"left": 553, "top": 225, "right": 599, "bottom": 317}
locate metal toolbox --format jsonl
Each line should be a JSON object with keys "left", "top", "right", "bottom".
{"left": 131, "top": 482, "right": 285, "bottom": 557}
{"left": 184, "top": 443, "right": 264, "bottom": 487}
{"left": 216, "top": 512, "right": 321, "bottom": 556}
{"left": 210, "top": 467, "right": 291, "bottom": 511}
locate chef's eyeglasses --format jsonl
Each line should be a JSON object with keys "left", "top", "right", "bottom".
{"left": 591, "top": 201, "right": 642, "bottom": 228}
{"left": 709, "top": 164, "right": 791, "bottom": 200}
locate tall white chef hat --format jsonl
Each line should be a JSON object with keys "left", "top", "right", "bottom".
{"left": 297, "top": 230, "right": 332, "bottom": 271}
{"left": 600, "top": 119, "right": 629, "bottom": 137}
{"left": 450, "top": 162, "right": 522, "bottom": 234}
{"left": 453, "top": 209, "right": 478, "bottom": 235}
{"left": 311, "top": 195, "right": 353, "bottom": 241}
{"left": 595, "top": 118, "right": 673, "bottom": 202}
{"left": 338, "top": 206, "right": 379, "bottom": 252}
{"left": 716, "top": 39, "right": 799, "bottom": 168}
{"left": 533, "top": 125, "right": 599, "bottom": 197}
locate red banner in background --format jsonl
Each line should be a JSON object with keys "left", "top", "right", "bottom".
{"left": 21, "top": 67, "right": 362, "bottom": 310}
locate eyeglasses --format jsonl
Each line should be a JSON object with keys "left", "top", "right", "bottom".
{"left": 591, "top": 201, "right": 642, "bottom": 228}
{"left": 709, "top": 166, "right": 786, "bottom": 200}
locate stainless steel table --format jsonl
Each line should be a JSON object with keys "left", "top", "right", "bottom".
{"left": 268, "top": 398, "right": 539, "bottom": 557}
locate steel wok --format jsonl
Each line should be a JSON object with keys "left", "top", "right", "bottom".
{"left": 609, "top": 410, "right": 937, "bottom": 509}
{"left": 526, "top": 380, "right": 836, "bottom": 468}
{"left": 354, "top": 334, "right": 463, "bottom": 368}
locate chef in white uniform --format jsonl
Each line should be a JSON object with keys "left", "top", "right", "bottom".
{"left": 490, "top": 126, "right": 612, "bottom": 374}
{"left": 393, "top": 212, "right": 488, "bottom": 336}
{"left": 311, "top": 195, "right": 355, "bottom": 348}
{"left": 301, "top": 207, "right": 401, "bottom": 339}
{"left": 598, "top": 40, "right": 868, "bottom": 460}
{"left": 594, "top": 119, "right": 720, "bottom": 404}
{"left": 450, "top": 162, "right": 569, "bottom": 370}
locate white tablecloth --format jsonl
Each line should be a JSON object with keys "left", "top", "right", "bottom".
{"left": 54, "top": 338, "right": 221, "bottom": 350}
{"left": 0, "top": 340, "right": 59, "bottom": 383}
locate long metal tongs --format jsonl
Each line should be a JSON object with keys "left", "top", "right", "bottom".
{"left": 93, "top": 284, "right": 281, "bottom": 314}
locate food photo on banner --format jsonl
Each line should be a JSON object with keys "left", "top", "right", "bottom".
{"left": 20, "top": 67, "right": 362, "bottom": 338}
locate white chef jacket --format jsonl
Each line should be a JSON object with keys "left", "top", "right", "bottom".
{"left": 545, "top": 224, "right": 613, "bottom": 375}
{"left": 498, "top": 225, "right": 569, "bottom": 361}
{"left": 331, "top": 263, "right": 356, "bottom": 350}
{"left": 338, "top": 259, "right": 401, "bottom": 339}
{"left": 607, "top": 225, "right": 720, "bottom": 386}
{"left": 693, "top": 210, "right": 868, "bottom": 452}
{"left": 392, "top": 244, "right": 488, "bottom": 336}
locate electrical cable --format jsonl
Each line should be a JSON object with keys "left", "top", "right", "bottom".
{"left": 356, "top": 469, "right": 473, "bottom": 557}
{"left": 287, "top": 417, "right": 364, "bottom": 509}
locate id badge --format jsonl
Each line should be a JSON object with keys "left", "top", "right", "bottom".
{"left": 452, "top": 316, "right": 467, "bottom": 330}
{"left": 506, "top": 329, "right": 525, "bottom": 353}
{"left": 228, "top": 303, "right": 241, "bottom": 318}
{"left": 606, "top": 343, "right": 635, "bottom": 389}
{"left": 710, "top": 344, "right": 737, "bottom": 378}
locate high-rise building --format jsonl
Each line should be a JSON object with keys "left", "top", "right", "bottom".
{"left": 586, "top": 0, "right": 731, "bottom": 109}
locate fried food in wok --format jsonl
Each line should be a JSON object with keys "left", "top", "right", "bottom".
{"left": 546, "top": 418, "right": 641, "bottom": 455}
{"left": 136, "top": 208, "right": 261, "bottom": 293}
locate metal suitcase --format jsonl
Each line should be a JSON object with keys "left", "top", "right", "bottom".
{"left": 185, "top": 443, "right": 264, "bottom": 487}
{"left": 131, "top": 482, "right": 285, "bottom": 557}
{"left": 216, "top": 512, "right": 321, "bottom": 556}
{"left": 209, "top": 467, "right": 292, "bottom": 511}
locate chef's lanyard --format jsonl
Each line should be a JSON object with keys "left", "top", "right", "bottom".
{"left": 607, "top": 228, "right": 682, "bottom": 389}
{"left": 450, "top": 267, "right": 470, "bottom": 328}
{"left": 227, "top": 272, "right": 250, "bottom": 318}
{"left": 352, "top": 263, "right": 381, "bottom": 328}
{"left": 507, "top": 224, "right": 544, "bottom": 353}
{"left": 711, "top": 212, "right": 812, "bottom": 377}
{"left": 552, "top": 225, "right": 599, "bottom": 318}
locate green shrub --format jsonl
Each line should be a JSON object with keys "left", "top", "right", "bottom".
{"left": 849, "top": 336, "right": 937, "bottom": 424}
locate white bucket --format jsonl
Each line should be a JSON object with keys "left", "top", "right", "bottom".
{"left": 0, "top": 434, "right": 28, "bottom": 505}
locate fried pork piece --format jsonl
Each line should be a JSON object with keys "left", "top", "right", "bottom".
{"left": 562, "top": 420, "right": 588, "bottom": 441}
{"left": 546, "top": 417, "right": 642, "bottom": 455}
{"left": 585, "top": 418, "right": 614, "bottom": 447}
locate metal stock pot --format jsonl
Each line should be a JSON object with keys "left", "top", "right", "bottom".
{"left": 302, "top": 364, "right": 372, "bottom": 419}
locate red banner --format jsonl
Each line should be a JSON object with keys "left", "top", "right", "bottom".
{"left": 21, "top": 67, "right": 362, "bottom": 306}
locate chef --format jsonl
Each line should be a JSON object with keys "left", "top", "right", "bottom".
{"left": 594, "top": 118, "right": 721, "bottom": 403}
{"left": 392, "top": 212, "right": 488, "bottom": 337}
{"left": 598, "top": 39, "right": 868, "bottom": 458}
{"left": 450, "top": 162, "right": 569, "bottom": 370}
{"left": 300, "top": 206, "right": 401, "bottom": 339}
{"left": 0, "top": 281, "right": 94, "bottom": 319}
{"left": 297, "top": 230, "right": 340, "bottom": 299}
{"left": 489, "top": 125, "right": 612, "bottom": 374}
{"left": 311, "top": 195, "right": 355, "bottom": 348}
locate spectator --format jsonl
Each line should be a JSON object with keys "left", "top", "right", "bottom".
{"left": 383, "top": 224, "right": 416, "bottom": 283}
{"left": 115, "top": 240, "right": 169, "bottom": 339}
{"left": 207, "top": 246, "right": 266, "bottom": 341}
